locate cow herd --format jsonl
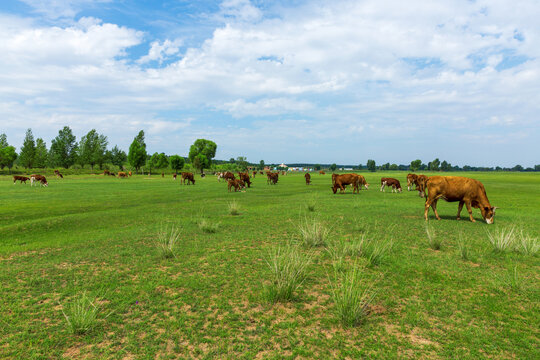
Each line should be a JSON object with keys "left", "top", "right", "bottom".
{"left": 10, "top": 169, "right": 497, "bottom": 224}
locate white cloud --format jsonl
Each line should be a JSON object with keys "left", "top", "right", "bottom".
{"left": 138, "top": 39, "right": 183, "bottom": 64}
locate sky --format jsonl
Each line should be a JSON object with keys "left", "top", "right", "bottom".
{"left": 0, "top": 0, "right": 539, "bottom": 167}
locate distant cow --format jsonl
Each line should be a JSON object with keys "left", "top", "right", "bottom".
{"left": 380, "top": 178, "right": 402, "bottom": 193}
{"left": 228, "top": 178, "right": 245, "bottom": 192}
{"left": 259, "top": 171, "right": 264, "bottom": 175}
{"left": 201, "top": 173, "right": 206, "bottom": 178}
{"left": 128, "top": 171, "right": 132, "bottom": 177}
{"left": 181, "top": 172, "right": 195, "bottom": 185}
{"left": 54, "top": 170, "right": 63, "bottom": 179}
{"left": 319, "top": 170, "right": 326, "bottom": 175}
{"left": 13, "top": 176, "right": 30, "bottom": 184}
{"left": 353, "top": 174, "right": 369, "bottom": 190}
{"left": 424, "top": 176, "right": 497, "bottom": 224}
{"left": 223, "top": 171, "right": 235, "bottom": 181}
{"left": 30, "top": 174, "right": 48, "bottom": 187}
{"left": 162, "top": 172, "right": 165, "bottom": 178}
{"left": 118, "top": 172, "right": 128, "bottom": 178}
{"left": 238, "top": 172, "right": 252, "bottom": 188}
{"left": 332, "top": 174, "right": 361, "bottom": 194}
{"left": 266, "top": 172, "right": 279, "bottom": 185}
{"left": 406, "top": 173, "right": 418, "bottom": 191}
{"left": 103, "top": 170, "right": 110, "bottom": 176}
{"left": 173, "top": 173, "right": 177, "bottom": 180}
{"left": 415, "top": 175, "right": 430, "bottom": 197}
{"left": 305, "top": 173, "right": 311, "bottom": 185}
{"left": 252, "top": 171, "right": 257, "bottom": 178}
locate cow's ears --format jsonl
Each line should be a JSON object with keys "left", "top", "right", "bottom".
{"left": 492, "top": 206, "right": 498, "bottom": 213}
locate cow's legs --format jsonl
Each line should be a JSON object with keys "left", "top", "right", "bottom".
{"left": 380, "top": 182, "right": 386, "bottom": 192}
{"left": 431, "top": 199, "right": 441, "bottom": 220}
{"left": 457, "top": 201, "right": 464, "bottom": 220}
{"left": 465, "top": 202, "right": 476, "bottom": 222}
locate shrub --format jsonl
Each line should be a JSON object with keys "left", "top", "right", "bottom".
{"left": 228, "top": 200, "right": 240, "bottom": 216}
{"left": 515, "top": 230, "right": 538, "bottom": 255}
{"left": 330, "top": 266, "right": 376, "bottom": 327}
{"left": 198, "top": 218, "right": 220, "bottom": 233}
{"left": 155, "top": 225, "right": 181, "bottom": 258}
{"left": 486, "top": 226, "right": 516, "bottom": 253}
{"left": 263, "top": 243, "right": 312, "bottom": 303}
{"left": 60, "top": 292, "right": 108, "bottom": 335}
{"left": 426, "top": 224, "right": 442, "bottom": 250}
{"left": 299, "top": 218, "right": 330, "bottom": 247}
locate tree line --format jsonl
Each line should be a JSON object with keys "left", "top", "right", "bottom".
{"left": 0, "top": 127, "right": 218, "bottom": 174}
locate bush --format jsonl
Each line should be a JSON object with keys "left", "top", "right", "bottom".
{"left": 263, "top": 243, "right": 312, "bottom": 302}
{"left": 60, "top": 292, "right": 108, "bottom": 335}
{"left": 155, "top": 225, "right": 181, "bottom": 258}
{"left": 330, "top": 266, "right": 376, "bottom": 327}
{"left": 516, "top": 230, "right": 538, "bottom": 255}
{"left": 198, "top": 218, "right": 220, "bottom": 233}
{"left": 299, "top": 218, "right": 330, "bottom": 247}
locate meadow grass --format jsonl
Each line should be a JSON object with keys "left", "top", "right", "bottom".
{"left": 0, "top": 171, "right": 538, "bottom": 359}
{"left": 155, "top": 224, "right": 181, "bottom": 258}
{"left": 60, "top": 292, "right": 107, "bottom": 335}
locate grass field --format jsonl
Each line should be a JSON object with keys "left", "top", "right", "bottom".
{"left": 0, "top": 171, "right": 538, "bottom": 359}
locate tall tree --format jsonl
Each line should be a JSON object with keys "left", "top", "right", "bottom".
{"left": 110, "top": 145, "right": 127, "bottom": 169}
{"left": 314, "top": 164, "right": 321, "bottom": 170}
{"left": 236, "top": 156, "right": 248, "bottom": 170}
{"left": 410, "top": 159, "right": 422, "bottom": 172}
{"left": 329, "top": 163, "right": 337, "bottom": 171}
{"left": 34, "top": 138, "right": 48, "bottom": 168}
{"left": 79, "top": 129, "right": 108, "bottom": 170}
{"left": 170, "top": 155, "right": 185, "bottom": 173}
{"left": 0, "top": 133, "right": 8, "bottom": 148}
{"left": 128, "top": 130, "right": 147, "bottom": 173}
{"left": 49, "top": 126, "right": 78, "bottom": 168}
{"left": 367, "top": 159, "right": 376, "bottom": 172}
{"left": 428, "top": 158, "right": 440, "bottom": 171}
{"left": 440, "top": 160, "right": 451, "bottom": 171}
{"left": 188, "top": 139, "right": 217, "bottom": 174}
{"left": 0, "top": 146, "right": 18, "bottom": 172}
{"left": 259, "top": 160, "right": 265, "bottom": 170}
{"left": 19, "top": 128, "right": 36, "bottom": 168}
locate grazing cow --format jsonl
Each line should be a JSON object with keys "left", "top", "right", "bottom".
{"left": 13, "top": 176, "right": 30, "bottom": 184}
{"left": 266, "top": 172, "right": 279, "bottom": 185}
{"left": 305, "top": 173, "right": 311, "bottom": 185}
{"left": 201, "top": 173, "right": 206, "bottom": 178}
{"left": 319, "top": 170, "right": 326, "bottom": 175}
{"left": 181, "top": 172, "right": 195, "bottom": 185}
{"left": 353, "top": 174, "right": 369, "bottom": 190}
{"left": 30, "top": 174, "right": 48, "bottom": 187}
{"left": 259, "top": 171, "right": 264, "bottom": 175}
{"left": 415, "top": 175, "right": 429, "bottom": 197}
{"left": 228, "top": 178, "right": 246, "bottom": 192}
{"left": 54, "top": 170, "right": 64, "bottom": 179}
{"left": 424, "top": 176, "right": 497, "bottom": 224}
{"left": 238, "top": 172, "right": 252, "bottom": 188}
{"left": 103, "top": 170, "right": 110, "bottom": 176}
{"left": 173, "top": 173, "right": 177, "bottom": 180}
{"left": 118, "top": 172, "right": 128, "bottom": 178}
{"left": 223, "top": 171, "right": 235, "bottom": 181}
{"left": 162, "top": 173, "right": 165, "bottom": 178}
{"left": 252, "top": 171, "right": 257, "bottom": 178}
{"left": 128, "top": 171, "right": 132, "bottom": 177}
{"left": 332, "top": 174, "right": 361, "bottom": 194}
{"left": 406, "top": 173, "right": 418, "bottom": 191}
{"left": 380, "top": 178, "right": 402, "bottom": 193}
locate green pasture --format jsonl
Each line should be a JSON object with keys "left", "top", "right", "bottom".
{"left": 0, "top": 171, "right": 538, "bottom": 359}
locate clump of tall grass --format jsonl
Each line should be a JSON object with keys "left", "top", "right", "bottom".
{"left": 228, "top": 200, "right": 240, "bottom": 216}
{"left": 457, "top": 232, "right": 469, "bottom": 261}
{"left": 198, "top": 218, "right": 220, "bottom": 233}
{"left": 486, "top": 226, "right": 516, "bottom": 253}
{"left": 330, "top": 266, "right": 376, "bottom": 327}
{"left": 362, "top": 237, "right": 393, "bottom": 266}
{"left": 298, "top": 218, "right": 330, "bottom": 247}
{"left": 155, "top": 225, "right": 181, "bottom": 258}
{"left": 263, "top": 243, "right": 312, "bottom": 303}
{"left": 425, "top": 224, "right": 442, "bottom": 250}
{"left": 306, "top": 196, "right": 317, "bottom": 212}
{"left": 495, "top": 266, "right": 523, "bottom": 292}
{"left": 326, "top": 238, "right": 348, "bottom": 272}
{"left": 515, "top": 230, "right": 538, "bottom": 255}
{"left": 60, "top": 292, "right": 110, "bottom": 335}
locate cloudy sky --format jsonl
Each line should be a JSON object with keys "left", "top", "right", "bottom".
{"left": 0, "top": 0, "right": 538, "bottom": 167}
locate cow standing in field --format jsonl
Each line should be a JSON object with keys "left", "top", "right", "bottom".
{"left": 103, "top": 170, "right": 110, "bottom": 176}
{"left": 223, "top": 171, "right": 235, "bottom": 182}
{"left": 238, "top": 172, "right": 252, "bottom": 188}
{"left": 406, "top": 173, "right": 418, "bottom": 191}
{"left": 54, "top": 170, "right": 63, "bottom": 178}
{"left": 30, "top": 174, "right": 48, "bottom": 187}
{"left": 227, "top": 178, "right": 245, "bottom": 192}
{"left": 332, "top": 174, "right": 361, "bottom": 194}
{"left": 424, "top": 176, "right": 497, "bottom": 224}
{"left": 305, "top": 173, "right": 311, "bottom": 185}
{"left": 13, "top": 176, "right": 30, "bottom": 184}
{"left": 353, "top": 174, "right": 369, "bottom": 190}
{"left": 252, "top": 171, "right": 257, "bottom": 178}
{"left": 173, "top": 173, "right": 177, "bottom": 180}
{"left": 380, "top": 178, "right": 402, "bottom": 193}
{"left": 415, "top": 175, "right": 430, "bottom": 197}
{"left": 128, "top": 171, "right": 132, "bottom": 177}
{"left": 181, "top": 172, "right": 195, "bottom": 185}
{"left": 266, "top": 172, "right": 279, "bottom": 185}
{"left": 319, "top": 170, "right": 326, "bottom": 175}
{"left": 118, "top": 172, "right": 128, "bottom": 178}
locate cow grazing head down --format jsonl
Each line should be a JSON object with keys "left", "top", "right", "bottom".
{"left": 481, "top": 206, "right": 498, "bottom": 224}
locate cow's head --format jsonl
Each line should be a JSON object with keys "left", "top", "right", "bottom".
{"left": 397, "top": 187, "right": 402, "bottom": 193}
{"left": 364, "top": 183, "right": 370, "bottom": 190}
{"left": 481, "top": 206, "right": 498, "bottom": 224}
{"left": 42, "top": 180, "right": 49, "bottom": 187}
{"left": 332, "top": 185, "right": 338, "bottom": 194}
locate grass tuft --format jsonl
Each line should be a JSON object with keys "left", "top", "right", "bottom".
{"left": 426, "top": 224, "right": 442, "bottom": 250}
{"left": 155, "top": 225, "right": 181, "bottom": 258}
{"left": 198, "top": 218, "right": 220, "bottom": 233}
{"left": 263, "top": 243, "right": 311, "bottom": 303}
{"left": 299, "top": 218, "right": 330, "bottom": 247}
{"left": 362, "top": 237, "right": 393, "bottom": 267}
{"left": 486, "top": 226, "right": 516, "bottom": 253}
{"left": 515, "top": 230, "right": 538, "bottom": 255}
{"left": 330, "top": 266, "right": 376, "bottom": 327}
{"left": 60, "top": 292, "right": 107, "bottom": 335}
{"left": 495, "top": 265, "right": 523, "bottom": 292}
{"left": 228, "top": 200, "right": 241, "bottom": 216}
{"left": 457, "top": 232, "right": 469, "bottom": 261}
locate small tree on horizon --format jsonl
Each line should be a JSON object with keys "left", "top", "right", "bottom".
{"left": 19, "top": 129, "right": 36, "bottom": 169}
{"left": 128, "top": 130, "right": 147, "bottom": 174}
{"left": 367, "top": 159, "right": 376, "bottom": 172}
{"left": 188, "top": 139, "right": 217, "bottom": 174}
{"left": 49, "top": 126, "right": 78, "bottom": 169}
{"left": 329, "top": 163, "right": 337, "bottom": 171}
{"left": 34, "top": 138, "right": 48, "bottom": 168}
{"left": 170, "top": 155, "right": 185, "bottom": 173}
{"left": 410, "top": 159, "right": 422, "bottom": 172}
{"left": 314, "top": 164, "right": 321, "bottom": 170}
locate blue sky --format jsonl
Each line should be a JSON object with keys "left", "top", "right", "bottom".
{"left": 0, "top": 0, "right": 538, "bottom": 167}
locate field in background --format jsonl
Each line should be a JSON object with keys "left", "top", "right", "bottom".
{"left": 1, "top": 171, "right": 538, "bottom": 359}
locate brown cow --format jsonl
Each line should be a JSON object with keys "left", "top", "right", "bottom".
{"left": 319, "top": 170, "right": 326, "bottom": 175}
{"left": 424, "top": 176, "right": 497, "bottom": 224}
{"left": 259, "top": 171, "right": 264, "bottom": 175}
{"left": 181, "top": 172, "right": 195, "bottom": 185}
{"left": 380, "top": 178, "right": 402, "bottom": 193}
{"left": 252, "top": 171, "right": 257, "bottom": 178}
{"left": 354, "top": 174, "right": 369, "bottom": 190}
{"left": 406, "top": 173, "right": 418, "bottom": 191}
{"left": 266, "top": 172, "right": 279, "bottom": 185}
{"left": 228, "top": 178, "right": 245, "bottom": 192}
{"left": 238, "top": 172, "right": 252, "bottom": 188}
{"left": 162, "top": 172, "right": 165, "bottom": 178}
{"left": 103, "top": 169, "right": 110, "bottom": 176}
{"left": 305, "top": 173, "right": 311, "bottom": 185}
{"left": 54, "top": 169, "right": 63, "bottom": 178}
{"left": 13, "top": 176, "right": 30, "bottom": 184}
{"left": 416, "top": 175, "right": 429, "bottom": 197}
{"left": 332, "top": 174, "right": 361, "bottom": 194}
{"left": 30, "top": 174, "right": 48, "bottom": 187}
{"left": 118, "top": 172, "right": 128, "bottom": 178}
{"left": 128, "top": 171, "right": 132, "bottom": 177}
{"left": 173, "top": 173, "right": 177, "bottom": 180}
{"left": 223, "top": 171, "right": 235, "bottom": 181}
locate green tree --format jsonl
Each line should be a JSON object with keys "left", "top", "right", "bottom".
{"left": 314, "top": 164, "right": 321, "bottom": 171}
{"left": 428, "top": 158, "right": 440, "bottom": 171}
{"left": 110, "top": 145, "right": 127, "bottom": 169}
{"left": 440, "top": 160, "right": 451, "bottom": 171}
{"left": 150, "top": 152, "right": 168, "bottom": 174}
{"left": 390, "top": 163, "right": 398, "bottom": 170}
{"left": 19, "top": 128, "right": 36, "bottom": 168}
{"left": 0, "top": 146, "right": 18, "bottom": 172}
{"left": 329, "top": 163, "right": 337, "bottom": 171}
{"left": 34, "top": 138, "right": 48, "bottom": 168}
{"left": 128, "top": 130, "right": 147, "bottom": 174}
{"left": 259, "top": 160, "right": 265, "bottom": 170}
{"left": 367, "top": 159, "right": 376, "bottom": 172}
{"left": 188, "top": 139, "right": 217, "bottom": 174}
{"left": 236, "top": 156, "right": 248, "bottom": 170}
{"left": 381, "top": 162, "right": 390, "bottom": 170}
{"left": 170, "top": 155, "right": 185, "bottom": 172}
{"left": 229, "top": 157, "right": 235, "bottom": 164}
{"left": 49, "top": 126, "right": 78, "bottom": 168}
{"left": 410, "top": 159, "right": 422, "bottom": 172}
{"left": 0, "top": 133, "right": 7, "bottom": 148}
{"left": 79, "top": 129, "right": 108, "bottom": 170}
